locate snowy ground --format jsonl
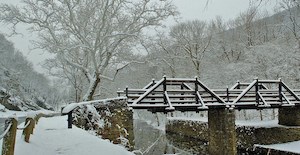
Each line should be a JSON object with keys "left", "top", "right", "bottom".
{"left": 167, "top": 116, "right": 287, "bottom": 128}
{"left": 0, "top": 116, "right": 133, "bottom": 155}
{"left": 0, "top": 109, "right": 55, "bottom": 118}
{"left": 255, "top": 141, "right": 300, "bottom": 154}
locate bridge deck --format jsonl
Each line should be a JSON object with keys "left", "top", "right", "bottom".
{"left": 118, "top": 77, "right": 300, "bottom": 112}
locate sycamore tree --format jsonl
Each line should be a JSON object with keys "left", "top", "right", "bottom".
{"left": 0, "top": 0, "right": 177, "bottom": 101}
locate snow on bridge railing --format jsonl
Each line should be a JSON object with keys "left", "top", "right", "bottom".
{"left": 61, "top": 97, "right": 127, "bottom": 114}
{"left": 119, "top": 76, "right": 300, "bottom": 111}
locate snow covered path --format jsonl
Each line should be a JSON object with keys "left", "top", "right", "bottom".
{"left": 13, "top": 115, "right": 133, "bottom": 155}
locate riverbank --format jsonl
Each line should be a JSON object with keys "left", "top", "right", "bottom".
{"left": 166, "top": 117, "right": 300, "bottom": 154}
{"left": 0, "top": 115, "right": 133, "bottom": 155}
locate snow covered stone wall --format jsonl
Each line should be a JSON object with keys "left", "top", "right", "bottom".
{"left": 166, "top": 117, "right": 300, "bottom": 152}
{"left": 166, "top": 119, "right": 209, "bottom": 154}
{"left": 71, "top": 98, "right": 134, "bottom": 150}
{"left": 166, "top": 119, "right": 208, "bottom": 140}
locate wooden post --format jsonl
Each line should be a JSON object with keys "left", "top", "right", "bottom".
{"left": 125, "top": 86, "right": 129, "bottom": 98}
{"left": 151, "top": 79, "right": 156, "bottom": 101}
{"left": 163, "top": 75, "right": 167, "bottom": 91}
{"left": 163, "top": 76, "right": 167, "bottom": 105}
{"left": 32, "top": 118, "right": 36, "bottom": 132}
{"left": 152, "top": 78, "right": 155, "bottom": 86}
{"left": 34, "top": 113, "right": 44, "bottom": 125}
{"left": 279, "top": 78, "right": 282, "bottom": 103}
{"left": 68, "top": 111, "right": 73, "bottom": 129}
{"left": 30, "top": 118, "right": 35, "bottom": 134}
{"left": 117, "top": 88, "right": 120, "bottom": 97}
{"left": 2, "top": 118, "right": 17, "bottom": 155}
{"left": 195, "top": 77, "right": 199, "bottom": 104}
{"left": 226, "top": 86, "right": 229, "bottom": 102}
{"left": 237, "top": 81, "right": 240, "bottom": 89}
{"left": 255, "top": 78, "right": 259, "bottom": 104}
{"left": 23, "top": 117, "right": 35, "bottom": 143}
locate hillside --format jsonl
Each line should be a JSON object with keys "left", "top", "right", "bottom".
{"left": 0, "top": 34, "right": 54, "bottom": 111}
{"left": 98, "top": 5, "right": 300, "bottom": 99}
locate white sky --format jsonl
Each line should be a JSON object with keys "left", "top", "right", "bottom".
{"left": 174, "top": 0, "right": 249, "bottom": 21}
{"left": 0, "top": 0, "right": 277, "bottom": 73}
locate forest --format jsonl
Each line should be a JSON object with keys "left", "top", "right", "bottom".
{"left": 0, "top": 0, "right": 300, "bottom": 110}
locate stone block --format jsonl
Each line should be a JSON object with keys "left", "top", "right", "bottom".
{"left": 208, "top": 109, "right": 236, "bottom": 155}
{"left": 278, "top": 107, "right": 300, "bottom": 126}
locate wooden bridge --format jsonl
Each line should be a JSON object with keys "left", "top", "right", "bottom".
{"left": 117, "top": 76, "right": 300, "bottom": 155}
{"left": 117, "top": 76, "right": 300, "bottom": 112}
{"left": 119, "top": 76, "right": 300, "bottom": 154}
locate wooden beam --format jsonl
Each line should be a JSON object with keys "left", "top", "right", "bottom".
{"left": 258, "top": 80, "right": 281, "bottom": 83}
{"left": 281, "top": 82, "right": 300, "bottom": 101}
{"left": 164, "top": 91, "right": 175, "bottom": 111}
{"left": 196, "top": 79, "right": 226, "bottom": 104}
{"left": 232, "top": 80, "right": 257, "bottom": 104}
{"left": 132, "top": 78, "right": 164, "bottom": 105}
{"left": 257, "top": 91, "right": 271, "bottom": 108}
{"left": 281, "top": 92, "right": 295, "bottom": 106}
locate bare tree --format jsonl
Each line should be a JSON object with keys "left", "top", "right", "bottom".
{"left": 0, "top": 0, "right": 177, "bottom": 101}
{"left": 239, "top": 5, "right": 260, "bottom": 47}
{"left": 210, "top": 16, "right": 244, "bottom": 63}
{"left": 147, "top": 32, "right": 181, "bottom": 78}
{"left": 169, "top": 20, "right": 212, "bottom": 77}
{"left": 279, "top": 0, "right": 300, "bottom": 48}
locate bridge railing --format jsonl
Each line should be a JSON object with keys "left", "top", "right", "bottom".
{"left": 118, "top": 76, "right": 300, "bottom": 111}
{"left": 1, "top": 113, "right": 55, "bottom": 155}
{"left": 1, "top": 117, "right": 16, "bottom": 155}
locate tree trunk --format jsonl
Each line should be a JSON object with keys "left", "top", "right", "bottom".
{"left": 83, "top": 76, "right": 101, "bottom": 101}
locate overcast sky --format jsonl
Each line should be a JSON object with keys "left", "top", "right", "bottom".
{"left": 0, "top": 0, "right": 277, "bottom": 73}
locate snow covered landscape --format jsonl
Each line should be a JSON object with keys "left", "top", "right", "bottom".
{"left": 0, "top": 0, "right": 300, "bottom": 154}
{"left": 0, "top": 115, "right": 133, "bottom": 155}
{"left": 0, "top": 111, "right": 300, "bottom": 155}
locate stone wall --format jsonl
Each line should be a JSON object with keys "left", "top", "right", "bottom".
{"left": 166, "top": 119, "right": 208, "bottom": 140}
{"left": 279, "top": 107, "right": 300, "bottom": 126}
{"left": 237, "top": 126, "right": 300, "bottom": 149}
{"left": 72, "top": 98, "right": 134, "bottom": 150}
{"left": 208, "top": 109, "right": 236, "bottom": 155}
{"left": 166, "top": 119, "right": 300, "bottom": 151}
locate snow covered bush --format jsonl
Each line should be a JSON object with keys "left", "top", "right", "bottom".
{"left": 72, "top": 104, "right": 102, "bottom": 131}
{"left": 71, "top": 98, "right": 134, "bottom": 150}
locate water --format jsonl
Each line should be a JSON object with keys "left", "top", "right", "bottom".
{"left": 133, "top": 120, "right": 197, "bottom": 155}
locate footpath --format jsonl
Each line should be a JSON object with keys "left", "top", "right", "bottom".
{"left": 1, "top": 115, "right": 133, "bottom": 155}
